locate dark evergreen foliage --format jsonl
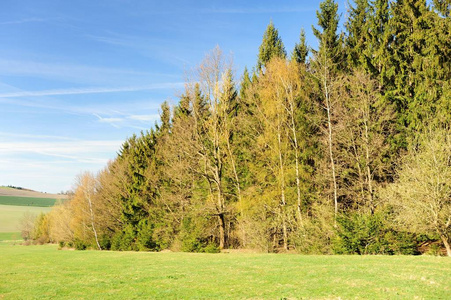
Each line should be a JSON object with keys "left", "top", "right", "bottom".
{"left": 257, "top": 21, "right": 286, "bottom": 71}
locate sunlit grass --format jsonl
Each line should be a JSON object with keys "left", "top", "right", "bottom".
{"left": 0, "top": 196, "right": 61, "bottom": 207}
{"left": 0, "top": 232, "right": 22, "bottom": 241}
{"left": 0, "top": 205, "right": 52, "bottom": 232}
{"left": 1, "top": 244, "right": 450, "bottom": 299}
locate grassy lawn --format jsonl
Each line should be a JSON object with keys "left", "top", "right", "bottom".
{"left": 0, "top": 205, "right": 52, "bottom": 232}
{"left": 0, "top": 196, "right": 62, "bottom": 207}
{"left": 1, "top": 244, "right": 450, "bottom": 299}
{"left": 0, "top": 232, "right": 22, "bottom": 241}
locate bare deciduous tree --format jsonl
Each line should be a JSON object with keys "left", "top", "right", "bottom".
{"left": 384, "top": 128, "right": 451, "bottom": 256}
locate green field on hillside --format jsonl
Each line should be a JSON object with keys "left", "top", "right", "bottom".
{"left": 0, "top": 232, "right": 22, "bottom": 241}
{"left": 0, "top": 205, "right": 52, "bottom": 232}
{"left": 0, "top": 195, "right": 63, "bottom": 207}
{"left": 1, "top": 244, "right": 450, "bottom": 299}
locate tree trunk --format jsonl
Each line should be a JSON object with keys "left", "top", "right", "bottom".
{"left": 277, "top": 129, "right": 288, "bottom": 251}
{"left": 226, "top": 138, "right": 246, "bottom": 247}
{"left": 289, "top": 99, "right": 303, "bottom": 226}
{"left": 86, "top": 192, "right": 101, "bottom": 251}
{"left": 218, "top": 212, "right": 226, "bottom": 249}
{"left": 364, "top": 120, "right": 375, "bottom": 214}
{"left": 216, "top": 179, "right": 226, "bottom": 249}
{"left": 441, "top": 234, "right": 451, "bottom": 257}
{"left": 324, "top": 76, "right": 338, "bottom": 223}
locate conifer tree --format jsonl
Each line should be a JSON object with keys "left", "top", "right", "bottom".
{"left": 291, "top": 28, "right": 309, "bottom": 64}
{"left": 240, "top": 67, "right": 252, "bottom": 101}
{"left": 257, "top": 21, "right": 286, "bottom": 71}
{"left": 345, "top": 0, "right": 371, "bottom": 68}
{"left": 367, "top": 0, "right": 390, "bottom": 86}
{"left": 157, "top": 101, "right": 171, "bottom": 134}
{"left": 312, "top": 0, "right": 342, "bottom": 68}
{"left": 387, "top": 0, "right": 448, "bottom": 133}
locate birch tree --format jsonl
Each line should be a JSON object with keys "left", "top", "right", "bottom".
{"left": 72, "top": 172, "right": 102, "bottom": 250}
{"left": 384, "top": 128, "right": 451, "bottom": 256}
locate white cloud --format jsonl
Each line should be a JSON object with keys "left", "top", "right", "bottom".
{"left": 0, "top": 140, "right": 122, "bottom": 161}
{"left": 92, "top": 112, "right": 160, "bottom": 129}
{"left": 0, "top": 132, "right": 78, "bottom": 141}
{"left": 0, "top": 18, "right": 49, "bottom": 25}
{"left": 0, "top": 59, "right": 178, "bottom": 85}
{"left": 86, "top": 33, "right": 194, "bottom": 67}
{"left": 93, "top": 114, "right": 124, "bottom": 128}
{"left": 128, "top": 114, "right": 160, "bottom": 122}
{"left": 0, "top": 139, "right": 123, "bottom": 193}
{"left": 0, "top": 83, "right": 184, "bottom": 98}
{"left": 200, "top": 7, "right": 316, "bottom": 14}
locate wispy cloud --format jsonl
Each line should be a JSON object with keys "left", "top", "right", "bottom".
{"left": 0, "top": 59, "right": 177, "bottom": 85}
{"left": 129, "top": 114, "right": 159, "bottom": 122}
{"left": 0, "top": 136, "right": 124, "bottom": 193}
{"left": 129, "top": 5, "right": 315, "bottom": 16}
{"left": 93, "top": 113, "right": 160, "bottom": 129}
{"left": 0, "top": 132, "right": 78, "bottom": 141}
{"left": 0, "top": 140, "right": 122, "bottom": 162}
{"left": 0, "top": 82, "right": 184, "bottom": 98}
{"left": 93, "top": 114, "right": 123, "bottom": 128}
{"left": 199, "top": 7, "right": 316, "bottom": 14}
{"left": 86, "top": 33, "right": 195, "bottom": 67}
{"left": 0, "top": 18, "right": 49, "bottom": 25}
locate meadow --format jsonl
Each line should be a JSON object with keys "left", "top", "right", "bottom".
{"left": 0, "top": 205, "right": 52, "bottom": 232}
{"left": 1, "top": 243, "right": 450, "bottom": 299}
{"left": 0, "top": 196, "right": 62, "bottom": 207}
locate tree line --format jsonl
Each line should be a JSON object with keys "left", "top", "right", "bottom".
{"left": 28, "top": 0, "right": 451, "bottom": 255}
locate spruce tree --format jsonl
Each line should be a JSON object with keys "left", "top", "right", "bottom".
{"left": 239, "top": 67, "right": 251, "bottom": 103}
{"left": 291, "top": 28, "right": 309, "bottom": 64}
{"left": 257, "top": 21, "right": 286, "bottom": 71}
{"left": 345, "top": 0, "right": 371, "bottom": 68}
{"left": 312, "top": 0, "right": 342, "bottom": 68}
{"left": 367, "top": 0, "right": 390, "bottom": 85}
{"left": 387, "top": 0, "right": 439, "bottom": 131}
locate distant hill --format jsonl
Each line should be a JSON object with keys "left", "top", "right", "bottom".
{"left": 0, "top": 186, "right": 69, "bottom": 207}
{"left": 0, "top": 186, "right": 68, "bottom": 200}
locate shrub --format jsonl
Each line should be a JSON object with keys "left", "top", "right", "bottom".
{"left": 74, "top": 239, "right": 87, "bottom": 250}
{"left": 136, "top": 219, "right": 158, "bottom": 251}
{"left": 179, "top": 217, "right": 219, "bottom": 253}
{"left": 333, "top": 212, "right": 419, "bottom": 255}
{"left": 202, "top": 243, "right": 220, "bottom": 253}
{"left": 99, "top": 234, "right": 112, "bottom": 250}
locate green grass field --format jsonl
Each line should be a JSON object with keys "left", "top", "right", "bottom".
{"left": 1, "top": 244, "right": 450, "bottom": 299}
{"left": 0, "top": 195, "right": 63, "bottom": 207}
{"left": 0, "top": 205, "right": 52, "bottom": 232}
{"left": 0, "top": 232, "right": 22, "bottom": 241}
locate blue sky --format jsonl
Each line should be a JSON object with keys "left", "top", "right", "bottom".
{"left": 0, "top": 0, "right": 347, "bottom": 193}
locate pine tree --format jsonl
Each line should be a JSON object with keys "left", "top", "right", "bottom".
{"left": 257, "top": 21, "right": 286, "bottom": 71}
{"left": 312, "top": 0, "right": 343, "bottom": 68}
{"left": 367, "top": 0, "right": 390, "bottom": 86}
{"left": 239, "top": 67, "right": 252, "bottom": 101}
{"left": 157, "top": 101, "right": 171, "bottom": 134}
{"left": 387, "top": 0, "right": 447, "bottom": 132}
{"left": 345, "top": 0, "right": 371, "bottom": 68}
{"left": 291, "top": 28, "right": 309, "bottom": 64}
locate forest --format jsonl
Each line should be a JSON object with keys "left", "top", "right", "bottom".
{"left": 28, "top": 0, "right": 451, "bottom": 255}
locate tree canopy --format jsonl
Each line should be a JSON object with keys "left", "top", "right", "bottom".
{"left": 31, "top": 0, "right": 451, "bottom": 256}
